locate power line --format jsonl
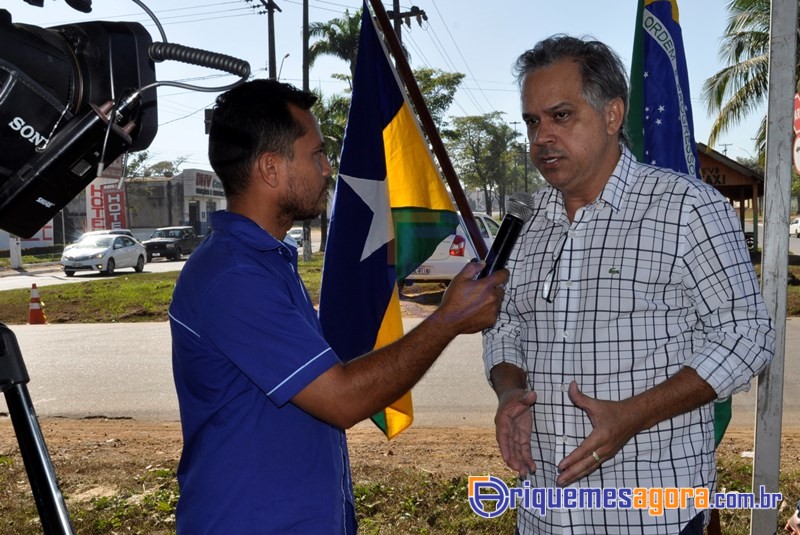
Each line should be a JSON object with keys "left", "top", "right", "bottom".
{"left": 429, "top": 0, "right": 494, "bottom": 113}
{"left": 403, "top": 13, "right": 487, "bottom": 116}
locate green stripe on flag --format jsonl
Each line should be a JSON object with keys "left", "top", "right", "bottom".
{"left": 371, "top": 411, "right": 388, "bottom": 433}
{"left": 393, "top": 208, "right": 459, "bottom": 280}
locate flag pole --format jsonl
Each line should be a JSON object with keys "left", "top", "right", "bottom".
{"left": 366, "top": 0, "right": 487, "bottom": 259}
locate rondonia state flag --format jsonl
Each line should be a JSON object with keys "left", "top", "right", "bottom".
{"left": 629, "top": 0, "right": 730, "bottom": 445}
{"left": 318, "top": 5, "right": 458, "bottom": 439}
{"left": 629, "top": 0, "right": 700, "bottom": 179}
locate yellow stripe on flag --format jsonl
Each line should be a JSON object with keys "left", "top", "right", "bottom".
{"left": 384, "top": 103, "right": 453, "bottom": 210}
{"left": 372, "top": 283, "right": 413, "bottom": 438}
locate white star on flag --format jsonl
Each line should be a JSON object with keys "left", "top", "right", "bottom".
{"left": 339, "top": 173, "right": 394, "bottom": 262}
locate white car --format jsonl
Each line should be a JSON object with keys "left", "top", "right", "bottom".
{"left": 790, "top": 218, "right": 800, "bottom": 238}
{"left": 286, "top": 226, "right": 308, "bottom": 250}
{"left": 61, "top": 234, "right": 147, "bottom": 276}
{"left": 64, "top": 229, "right": 135, "bottom": 251}
{"left": 403, "top": 212, "right": 500, "bottom": 286}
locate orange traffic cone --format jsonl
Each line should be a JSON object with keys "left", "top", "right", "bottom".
{"left": 27, "top": 283, "right": 47, "bottom": 325}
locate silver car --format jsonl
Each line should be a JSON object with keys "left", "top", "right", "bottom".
{"left": 61, "top": 235, "right": 147, "bottom": 276}
{"left": 403, "top": 212, "right": 500, "bottom": 286}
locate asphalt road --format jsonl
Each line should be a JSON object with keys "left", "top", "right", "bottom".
{"left": 1, "top": 318, "right": 798, "bottom": 432}
{"left": 0, "top": 226, "right": 796, "bottom": 431}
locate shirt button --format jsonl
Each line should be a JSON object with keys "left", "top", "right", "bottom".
{"left": 565, "top": 280, "right": 573, "bottom": 288}
{"left": 561, "top": 383, "right": 569, "bottom": 392}
{"left": 568, "top": 230, "right": 577, "bottom": 238}
{"left": 561, "top": 435, "right": 569, "bottom": 444}
{"left": 562, "top": 331, "right": 569, "bottom": 339}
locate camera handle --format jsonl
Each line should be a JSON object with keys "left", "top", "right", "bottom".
{"left": 0, "top": 324, "right": 74, "bottom": 534}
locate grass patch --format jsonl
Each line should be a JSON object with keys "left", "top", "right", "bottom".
{"left": 4, "top": 251, "right": 800, "bottom": 324}
{"left": 0, "top": 456, "right": 515, "bottom": 534}
{"left": 0, "top": 256, "right": 62, "bottom": 269}
{"left": 0, "top": 254, "right": 325, "bottom": 325}
{"left": 0, "top": 449, "right": 796, "bottom": 534}
{"left": 353, "top": 470, "right": 516, "bottom": 534}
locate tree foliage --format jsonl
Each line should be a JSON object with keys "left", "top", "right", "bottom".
{"left": 125, "top": 151, "right": 188, "bottom": 178}
{"left": 448, "top": 113, "right": 518, "bottom": 216}
{"left": 308, "top": 8, "right": 363, "bottom": 85}
{"left": 311, "top": 90, "right": 351, "bottom": 252}
{"left": 702, "top": 0, "right": 800, "bottom": 161}
{"left": 413, "top": 67, "right": 465, "bottom": 138}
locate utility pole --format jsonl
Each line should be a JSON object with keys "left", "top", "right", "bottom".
{"left": 391, "top": 0, "right": 401, "bottom": 43}
{"left": 386, "top": 3, "right": 427, "bottom": 45}
{"left": 245, "top": 0, "right": 282, "bottom": 79}
{"left": 302, "top": 0, "right": 313, "bottom": 261}
{"left": 303, "top": 0, "right": 309, "bottom": 92}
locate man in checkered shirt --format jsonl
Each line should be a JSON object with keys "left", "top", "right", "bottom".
{"left": 482, "top": 35, "right": 774, "bottom": 534}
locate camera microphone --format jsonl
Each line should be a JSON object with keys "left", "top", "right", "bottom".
{"left": 477, "top": 191, "right": 536, "bottom": 278}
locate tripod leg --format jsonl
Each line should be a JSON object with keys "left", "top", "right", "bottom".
{"left": 1, "top": 325, "right": 74, "bottom": 534}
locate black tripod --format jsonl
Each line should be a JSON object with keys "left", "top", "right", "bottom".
{"left": 1, "top": 324, "right": 74, "bottom": 534}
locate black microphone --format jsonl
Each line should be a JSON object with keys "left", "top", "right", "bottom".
{"left": 477, "top": 192, "right": 536, "bottom": 278}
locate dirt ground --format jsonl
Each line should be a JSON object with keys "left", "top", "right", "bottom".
{"left": 0, "top": 420, "right": 796, "bottom": 505}
{"left": 1, "top": 294, "right": 797, "bottom": 529}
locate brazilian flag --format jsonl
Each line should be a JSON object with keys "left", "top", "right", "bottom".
{"left": 629, "top": 0, "right": 730, "bottom": 445}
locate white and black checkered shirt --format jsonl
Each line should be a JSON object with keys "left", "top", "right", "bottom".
{"left": 483, "top": 148, "right": 774, "bottom": 534}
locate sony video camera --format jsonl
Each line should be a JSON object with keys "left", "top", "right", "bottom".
{"left": 0, "top": 9, "right": 158, "bottom": 238}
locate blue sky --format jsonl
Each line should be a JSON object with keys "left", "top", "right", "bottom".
{"left": 7, "top": 0, "right": 763, "bottom": 170}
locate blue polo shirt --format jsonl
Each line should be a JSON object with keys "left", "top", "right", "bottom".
{"left": 169, "top": 210, "right": 356, "bottom": 534}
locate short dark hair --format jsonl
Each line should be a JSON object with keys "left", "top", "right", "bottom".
{"left": 514, "top": 35, "right": 630, "bottom": 147}
{"left": 208, "top": 79, "right": 318, "bottom": 197}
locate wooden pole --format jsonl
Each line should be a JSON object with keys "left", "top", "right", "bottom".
{"left": 366, "top": 0, "right": 487, "bottom": 259}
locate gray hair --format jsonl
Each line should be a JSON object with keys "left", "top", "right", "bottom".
{"left": 514, "top": 35, "right": 630, "bottom": 148}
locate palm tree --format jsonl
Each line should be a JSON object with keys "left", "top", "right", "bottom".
{"left": 308, "top": 9, "right": 363, "bottom": 86}
{"left": 701, "top": 0, "right": 799, "bottom": 161}
{"left": 308, "top": 8, "right": 409, "bottom": 88}
{"left": 312, "top": 90, "right": 351, "bottom": 252}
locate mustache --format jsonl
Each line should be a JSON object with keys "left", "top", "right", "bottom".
{"left": 535, "top": 148, "right": 562, "bottom": 160}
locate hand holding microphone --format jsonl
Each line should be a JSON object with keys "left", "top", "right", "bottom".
{"left": 478, "top": 192, "right": 536, "bottom": 278}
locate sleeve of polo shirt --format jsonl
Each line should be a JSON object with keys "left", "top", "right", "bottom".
{"left": 482, "top": 257, "right": 526, "bottom": 384}
{"left": 201, "top": 267, "right": 341, "bottom": 407}
{"left": 681, "top": 186, "right": 775, "bottom": 399}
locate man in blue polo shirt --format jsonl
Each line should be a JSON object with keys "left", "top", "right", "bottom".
{"left": 168, "top": 79, "right": 508, "bottom": 534}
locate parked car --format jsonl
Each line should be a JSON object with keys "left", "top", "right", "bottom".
{"left": 286, "top": 226, "right": 313, "bottom": 250}
{"left": 61, "top": 234, "right": 146, "bottom": 276}
{"left": 77, "top": 229, "right": 134, "bottom": 240}
{"left": 403, "top": 212, "right": 500, "bottom": 286}
{"left": 288, "top": 227, "right": 304, "bottom": 242}
{"left": 143, "top": 226, "right": 203, "bottom": 261}
{"left": 790, "top": 218, "right": 800, "bottom": 238}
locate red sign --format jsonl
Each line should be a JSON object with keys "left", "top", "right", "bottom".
{"left": 794, "top": 93, "right": 800, "bottom": 134}
{"left": 794, "top": 136, "right": 800, "bottom": 176}
{"left": 103, "top": 186, "right": 128, "bottom": 229}
{"left": 87, "top": 183, "right": 107, "bottom": 231}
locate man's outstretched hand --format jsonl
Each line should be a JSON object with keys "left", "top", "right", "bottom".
{"left": 556, "top": 381, "right": 641, "bottom": 487}
{"left": 495, "top": 388, "right": 538, "bottom": 477}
